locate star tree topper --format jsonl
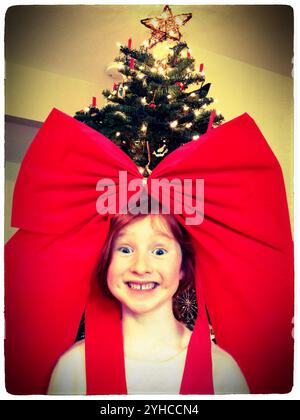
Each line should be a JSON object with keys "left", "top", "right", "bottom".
{"left": 141, "top": 5, "right": 192, "bottom": 48}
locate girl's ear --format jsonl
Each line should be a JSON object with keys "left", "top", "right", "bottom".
{"left": 179, "top": 269, "right": 184, "bottom": 281}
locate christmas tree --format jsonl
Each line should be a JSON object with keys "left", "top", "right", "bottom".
{"left": 74, "top": 6, "right": 222, "bottom": 336}
{"left": 74, "top": 5, "right": 224, "bottom": 176}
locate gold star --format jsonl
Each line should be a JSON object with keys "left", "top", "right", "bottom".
{"left": 140, "top": 5, "right": 192, "bottom": 48}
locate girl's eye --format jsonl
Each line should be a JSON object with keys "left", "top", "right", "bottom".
{"left": 152, "top": 248, "right": 168, "bottom": 256}
{"left": 117, "top": 246, "right": 133, "bottom": 254}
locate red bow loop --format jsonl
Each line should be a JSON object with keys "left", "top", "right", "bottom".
{"left": 11, "top": 108, "right": 142, "bottom": 234}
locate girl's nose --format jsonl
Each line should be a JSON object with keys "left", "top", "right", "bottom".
{"left": 130, "top": 252, "right": 153, "bottom": 276}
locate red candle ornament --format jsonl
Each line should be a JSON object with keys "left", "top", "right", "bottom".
{"left": 130, "top": 58, "right": 135, "bottom": 70}
{"left": 187, "top": 50, "right": 191, "bottom": 58}
{"left": 128, "top": 38, "right": 132, "bottom": 49}
{"left": 199, "top": 63, "right": 204, "bottom": 73}
{"left": 113, "top": 83, "right": 117, "bottom": 91}
{"left": 208, "top": 109, "right": 216, "bottom": 131}
{"left": 92, "top": 97, "right": 97, "bottom": 107}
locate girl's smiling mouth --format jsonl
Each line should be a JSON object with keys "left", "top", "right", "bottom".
{"left": 125, "top": 281, "right": 159, "bottom": 291}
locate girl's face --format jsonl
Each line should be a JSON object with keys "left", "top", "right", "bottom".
{"left": 107, "top": 215, "right": 183, "bottom": 315}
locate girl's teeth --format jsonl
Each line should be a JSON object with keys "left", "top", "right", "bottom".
{"left": 128, "top": 282, "right": 157, "bottom": 290}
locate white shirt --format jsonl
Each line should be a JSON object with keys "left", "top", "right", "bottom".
{"left": 125, "top": 347, "right": 188, "bottom": 394}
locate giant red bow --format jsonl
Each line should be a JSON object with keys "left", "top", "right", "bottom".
{"left": 5, "top": 108, "right": 294, "bottom": 394}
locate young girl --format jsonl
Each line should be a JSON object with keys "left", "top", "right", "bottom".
{"left": 47, "top": 212, "right": 249, "bottom": 394}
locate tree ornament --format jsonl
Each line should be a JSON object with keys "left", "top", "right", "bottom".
{"left": 175, "top": 81, "right": 185, "bottom": 91}
{"left": 173, "top": 287, "right": 198, "bottom": 327}
{"left": 149, "top": 102, "right": 156, "bottom": 109}
{"left": 140, "top": 5, "right": 192, "bottom": 48}
{"left": 199, "top": 83, "right": 211, "bottom": 98}
{"left": 117, "top": 83, "right": 126, "bottom": 98}
{"left": 153, "top": 144, "right": 168, "bottom": 157}
{"left": 207, "top": 109, "right": 216, "bottom": 132}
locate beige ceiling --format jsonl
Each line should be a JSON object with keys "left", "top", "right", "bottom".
{"left": 5, "top": 4, "right": 293, "bottom": 83}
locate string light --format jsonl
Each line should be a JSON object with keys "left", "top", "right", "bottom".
{"left": 190, "top": 92, "right": 196, "bottom": 97}
{"left": 141, "top": 123, "right": 148, "bottom": 132}
{"left": 137, "top": 73, "right": 144, "bottom": 79}
{"left": 183, "top": 105, "right": 190, "bottom": 112}
{"left": 185, "top": 122, "right": 193, "bottom": 128}
{"left": 170, "top": 120, "right": 178, "bottom": 128}
{"left": 192, "top": 135, "right": 200, "bottom": 141}
{"left": 141, "top": 97, "right": 147, "bottom": 104}
{"left": 116, "top": 132, "right": 121, "bottom": 137}
{"left": 194, "top": 109, "right": 201, "bottom": 116}
{"left": 167, "top": 94, "right": 172, "bottom": 100}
